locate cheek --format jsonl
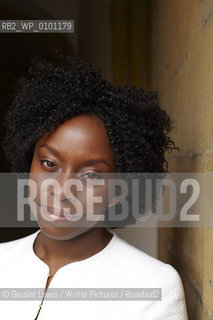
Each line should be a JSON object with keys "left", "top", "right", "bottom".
{"left": 27, "top": 177, "right": 41, "bottom": 221}
{"left": 83, "top": 183, "right": 109, "bottom": 215}
{"left": 28, "top": 172, "right": 52, "bottom": 215}
{"left": 28, "top": 173, "right": 39, "bottom": 207}
{"left": 28, "top": 172, "right": 44, "bottom": 199}
{"left": 28, "top": 175, "right": 110, "bottom": 223}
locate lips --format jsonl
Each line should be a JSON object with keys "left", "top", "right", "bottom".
{"left": 39, "top": 204, "right": 72, "bottom": 221}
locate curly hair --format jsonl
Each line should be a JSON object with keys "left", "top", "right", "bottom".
{"left": 2, "top": 54, "right": 179, "bottom": 228}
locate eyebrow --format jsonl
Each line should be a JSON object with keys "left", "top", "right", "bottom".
{"left": 39, "top": 144, "right": 60, "bottom": 156}
{"left": 38, "top": 144, "right": 113, "bottom": 169}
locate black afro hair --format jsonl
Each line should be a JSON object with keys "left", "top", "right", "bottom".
{"left": 2, "top": 53, "right": 179, "bottom": 228}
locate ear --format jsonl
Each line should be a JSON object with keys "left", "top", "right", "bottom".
{"left": 108, "top": 198, "right": 119, "bottom": 207}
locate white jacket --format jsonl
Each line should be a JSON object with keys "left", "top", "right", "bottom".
{"left": 0, "top": 229, "right": 188, "bottom": 320}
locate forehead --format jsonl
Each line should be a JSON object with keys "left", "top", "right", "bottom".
{"left": 36, "top": 114, "right": 114, "bottom": 160}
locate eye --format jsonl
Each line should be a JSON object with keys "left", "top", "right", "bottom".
{"left": 81, "top": 172, "right": 102, "bottom": 180}
{"left": 39, "top": 160, "right": 57, "bottom": 169}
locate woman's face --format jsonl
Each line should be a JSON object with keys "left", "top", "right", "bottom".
{"left": 29, "top": 114, "right": 116, "bottom": 240}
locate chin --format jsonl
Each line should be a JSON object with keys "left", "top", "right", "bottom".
{"left": 39, "top": 225, "right": 91, "bottom": 241}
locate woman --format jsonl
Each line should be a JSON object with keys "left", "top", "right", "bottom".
{"left": 0, "top": 54, "right": 188, "bottom": 319}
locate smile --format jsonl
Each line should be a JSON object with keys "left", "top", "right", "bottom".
{"left": 39, "top": 204, "right": 77, "bottom": 222}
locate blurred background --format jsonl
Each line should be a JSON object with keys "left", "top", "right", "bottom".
{"left": 0, "top": 1, "right": 213, "bottom": 318}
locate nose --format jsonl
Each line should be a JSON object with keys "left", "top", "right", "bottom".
{"left": 49, "top": 172, "right": 79, "bottom": 202}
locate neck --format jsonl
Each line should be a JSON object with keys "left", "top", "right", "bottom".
{"left": 33, "top": 227, "right": 113, "bottom": 268}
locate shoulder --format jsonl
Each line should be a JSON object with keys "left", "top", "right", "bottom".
{"left": 113, "top": 233, "right": 182, "bottom": 280}
{"left": 111, "top": 233, "right": 165, "bottom": 276}
{"left": 0, "top": 231, "right": 38, "bottom": 248}
{"left": 0, "top": 231, "right": 39, "bottom": 262}
{"left": 112, "top": 235, "right": 188, "bottom": 318}
{"left": 141, "top": 263, "right": 188, "bottom": 319}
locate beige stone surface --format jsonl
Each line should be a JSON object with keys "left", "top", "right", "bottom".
{"left": 151, "top": 0, "right": 213, "bottom": 318}
{"left": 202, "top": 227, "right": 213, "bottom": 319}
{"left": 151, "top": 0, "right": 203, "bottom": 91}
